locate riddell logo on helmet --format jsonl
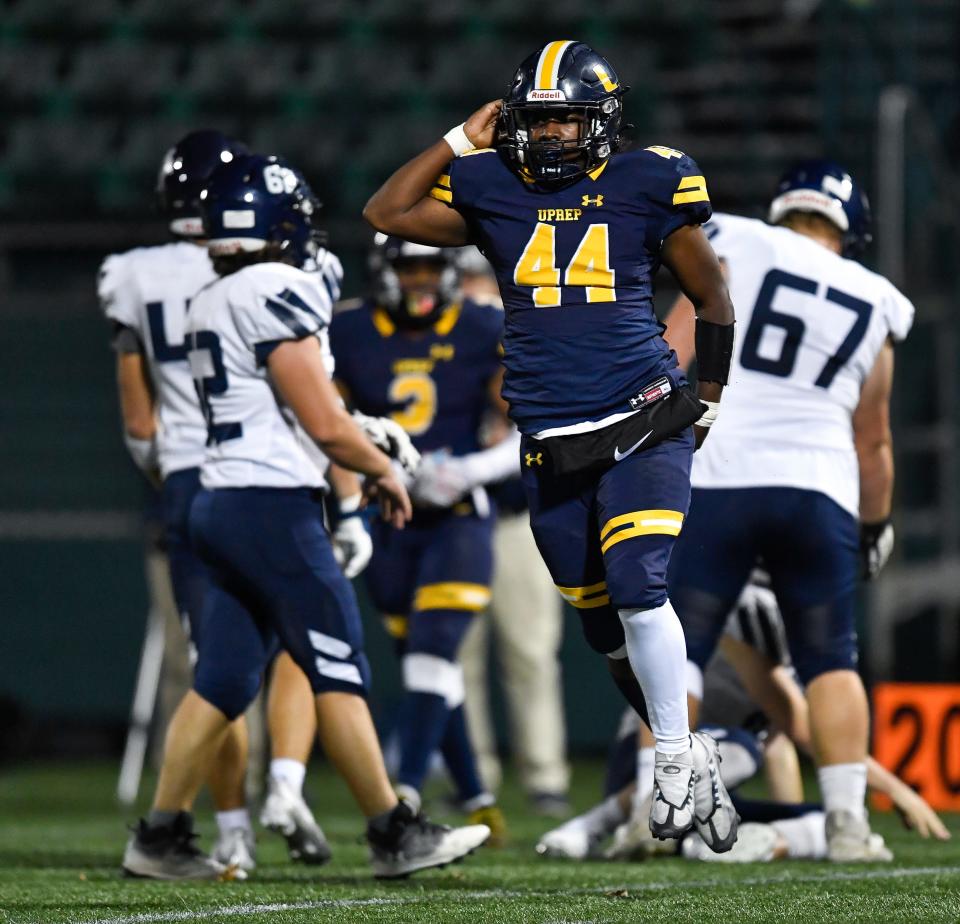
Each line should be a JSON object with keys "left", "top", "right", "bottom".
{"left": 526, "top": 89, "right": 566, "bottom": 101}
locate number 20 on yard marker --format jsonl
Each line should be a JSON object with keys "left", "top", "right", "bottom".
{"left": 872, "top": 683, "right": 960, "bottom": 811}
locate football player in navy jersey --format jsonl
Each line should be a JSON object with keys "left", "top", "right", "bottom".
{"left": 365, "top": 40, "right": 737, "bottom": 851}
{"left": 331, "top": 236, "right": 515, "bottom": 843}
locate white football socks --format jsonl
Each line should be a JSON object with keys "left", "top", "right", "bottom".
{"left": 270, "top": 758, "right": 307, "bottom": 794}
{"left": 771, "top": 811, "right": 828, "bottom": 859}
{"left": 817, "top": 762, "right": 867, "bottom": 819}
{"left": 619, "top": 600, "right": 690, "bottom": 753}
{"left": 215, "top": 807, "right": 252, "bottom": 836}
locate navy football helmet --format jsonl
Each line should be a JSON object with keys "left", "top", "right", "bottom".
{"left": 768, "top": 159, "right": 873, "bottom": 256}
{"left": 369, "top": 233, "right": 460, "bottom": 330}
{"left": 156, "top": 130, "right": 248, "bottom": 237}
{"left": 200, "top": 154, "right": 324, "bottom": 269}
{"left": 500, "top": 40, "right": 627, "bottom": 185}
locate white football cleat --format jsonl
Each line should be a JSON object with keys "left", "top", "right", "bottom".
{"left": 682, "top": 822, "right": 778, "bottom": 863}
{"left": 535, "top": 820, "right": 604, "bottom": 860}
{"left": 649, "top": 746, "right": 695, "bottom": 840}
{"left": 690, "top": 731, "right": 739, "bottom": 853}
{"left": 826, "top": 810, "right": 893, "bottom": 862}
{"left": 212, "top": 826, "right": 256, "bottom": 872}
{"left": 260, "top": 777, "right": 332, "bottom": 865}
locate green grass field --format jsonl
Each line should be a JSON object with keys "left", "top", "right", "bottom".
{"left": 1, "top": 760, "right": 958, "bottom": 924}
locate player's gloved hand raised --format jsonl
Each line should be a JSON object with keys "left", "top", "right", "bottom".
{"left": 330, "top": 494, "right": 373, "bottom": 579}
{"left": 860, "top": 519, "right": 894, "bottom": 580}
{"left": 410, "top": 450, "right": 472, "bottom": 508}
{"left": 352, "top": 412, "right": 421, "bottom": 476}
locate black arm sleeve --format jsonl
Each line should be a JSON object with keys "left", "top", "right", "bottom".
{"left": 695, "top": 318, "right": 735, "bottom": 385}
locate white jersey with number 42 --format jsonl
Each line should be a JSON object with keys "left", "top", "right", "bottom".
{"left": 693, "top": 213, "right": 915, "bottom": 518}
{"left": 186, "top": 262, "right": 335, "bottom": 491}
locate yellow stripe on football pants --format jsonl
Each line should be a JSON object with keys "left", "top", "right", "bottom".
{"left": 555, "top": 580, "right": 611, "bottom": 609}
{"left": 599, "top": 509, "right": 684, "bottom": 555}
{"left": 414, "top": 582, "right": 492, "bottom": 612}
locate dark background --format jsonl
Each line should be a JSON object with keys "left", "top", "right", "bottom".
{"left": 1, "top": 0, "right": 957, "bottom": 757}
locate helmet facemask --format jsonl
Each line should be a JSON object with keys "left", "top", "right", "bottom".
{"left": 501, "top": 97, "right": 621, "bottom": 185}
{"left": 372, "top": 238, "right": 460, "bottom": 331}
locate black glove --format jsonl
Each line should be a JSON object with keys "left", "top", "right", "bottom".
{"left": 860, "top": 518, "right": 894, "bottom": 580}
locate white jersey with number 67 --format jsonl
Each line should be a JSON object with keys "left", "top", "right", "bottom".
{"left": 692, "top": 213, "right": 914, "bottom": 518}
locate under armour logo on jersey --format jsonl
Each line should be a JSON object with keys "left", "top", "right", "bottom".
{"left": 581, "top": 194, "right": 604, "bottom": 207}
{"left": 525, "top": 452, "right": 543, "bottom": 467}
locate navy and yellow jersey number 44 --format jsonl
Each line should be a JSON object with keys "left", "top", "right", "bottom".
{"left": 329, "top": 298, "right": 503, "bottom": 457}
{"left": 431, "top": 145, "right": 711, "bottom": 436}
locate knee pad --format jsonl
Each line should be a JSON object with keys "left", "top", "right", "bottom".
{"left": 698, "top": 725, "right": 762, "bottom": 789}
{"left": 402, "top": 653, "right": 464, "bottom": 708}
{"left": 193, "top": 666, "right": 261, "bottom": 721}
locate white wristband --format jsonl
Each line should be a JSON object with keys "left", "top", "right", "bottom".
{"left": 338, "top": 492, "right": 363, "bottom": 516}
{"left": 696, "top": 400, "right": 720, "bottom": 429}
{"left": 443, "top": 123, "right": 476, "bottom": 157}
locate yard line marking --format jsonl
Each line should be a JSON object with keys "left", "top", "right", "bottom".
{"left": 78, "top": 865, "right": 960, "bottom": 924}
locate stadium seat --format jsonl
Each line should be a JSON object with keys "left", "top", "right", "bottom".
{"left": 2, "top": 0, "right": 122, "bottom": 38}
{"left": 67, "top": 41, "right": 182, "bottom": 110}
{"left": 123, "top": 0, "right": 235, "bottom": 37}
{"left": 0, "top": 42, "right": 62, "bottom": 110}
{"left": 4, "top": 116, "right": 116, "bottom": 172}
{"left": 423, "top": 37, "right": 532, "bottom": 105}
{"left": 244, "top": 0, "right": 352, "bottom": 37}
{"left": 184, "top": 41, "right": 302, "bottom": 112}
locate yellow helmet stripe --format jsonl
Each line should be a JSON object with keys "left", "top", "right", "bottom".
{"left": 592, "top": 64, "right": 619, "bottom": 93}
{"left": 536, "top": 40, "right": 575, "bottom": 90}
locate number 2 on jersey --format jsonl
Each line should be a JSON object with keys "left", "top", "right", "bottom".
{"left": 740, "top": 269, "right": 873, "bottom": 388}
{"left": 514, "top": 223, "right": 615, "bottom": 306}
{"left": 188, "top": 330, "right": 242, "bottom": 444}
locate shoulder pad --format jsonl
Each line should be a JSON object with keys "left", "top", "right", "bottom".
{"left": 642, "top": 145, "right": 687, "bottom": 161}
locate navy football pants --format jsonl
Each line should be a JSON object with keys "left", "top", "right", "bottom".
{"left": 189, "top": 487, "right": 369, "bottom": 719}
{"left": 161, "top": 467, "right": 210, "bottom": 657}
{"left": 366, "top": 509, "right": 495, "bottom": 656}
{"left": 521, "top": 431, "right": 694, "bottom": 655}
{"left": 670, "top": 486, "right": 860, "bottom": 684}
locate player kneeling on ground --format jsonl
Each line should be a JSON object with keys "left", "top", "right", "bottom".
{"left": 122, "top": 153, "right": 489, "bottom": 881}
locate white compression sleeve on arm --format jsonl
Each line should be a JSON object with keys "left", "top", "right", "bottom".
{"left": 459, "top": 428, "right": 522, "bottom": 487}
